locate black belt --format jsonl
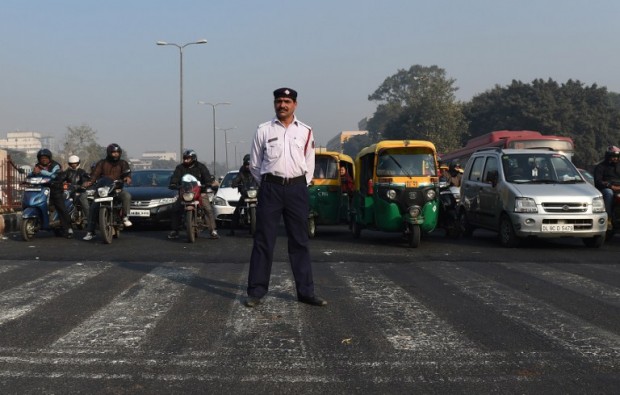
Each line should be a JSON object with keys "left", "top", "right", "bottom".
{"left": 262, "top": 173, "right": 306, "bottom": 186}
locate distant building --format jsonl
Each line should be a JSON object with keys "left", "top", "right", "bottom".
{"left": 142, "top": 151, "right": 177, "bottom": 162}
{"left": 326, "top": 131, "right": 368, "bottom": 153}
{"left": 129, "top": 158, "right": 153, "bottom": 170}
{"left": 0, "top": 131, "right": 52, "bottom": 155}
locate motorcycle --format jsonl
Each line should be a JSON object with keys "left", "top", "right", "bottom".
{"left": 66, "top": 183, "right": 95, "bottom": 230}
{"left": 607, "top": 182, "right": 620, "bottom": 238}
{"left": 93, "top": 175, "right": 127, "bottom": 244}
{"left": 238, "top": 186, "right": 258, "bottom": 235}
{"left": 179, "top": 174, "right": 210, "bottom": 243}
{"left": 438, "top": 181, "right": 461, "bottom": 238}
{"left": 20, "top": 176, "right": 75, "bottom": 241}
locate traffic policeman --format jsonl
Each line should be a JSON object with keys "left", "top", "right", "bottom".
{"left": 245, "top": 87, "right": 327, "bottom": 307}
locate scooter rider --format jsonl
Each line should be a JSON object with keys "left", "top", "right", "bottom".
{"left": 167, "top": 149, "right": 220, "bottom": 239}
{"left": 82, "top": 143, "right": 133, "bottom": 241}
{"left": 594, "top": 145, "right": 620, "bottom": 222}
{"left": 64, "top": 155, "right": 91, "bottom": 223}
{"left": 29, "top": 149, "right": 73, "bottom": 238}
{"left": 228, "top": 154, "right": 259, "bottom": 236}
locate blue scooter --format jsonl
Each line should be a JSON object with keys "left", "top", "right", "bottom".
{"left": 20, "top": 176, "right": 75, "bottom": 241}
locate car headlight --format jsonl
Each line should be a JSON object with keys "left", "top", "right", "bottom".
{"left": 426, "top": 189, "right": 436, "bottom": 200}
{"left": 213, "top": 196, "right": 227, "bottom": 206}
{"left": 514, "top": 197, "right": 538, "bottom": 213}
{"left": 592, "top": 196, "right": 605, "bottom": 213}
{"left": 97, "top": 187, "right": 109, "bottom": 197}
{"left": 182, "top": 192, "right": 195, "bottom": 202}
{"left": 386, "top": 189, "right": 397, "bottom": 200}
{"left": 246, "top": 189, "right": 258, "bottom": 198}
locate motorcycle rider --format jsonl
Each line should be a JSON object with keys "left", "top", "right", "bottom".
{"left": 64, "top": 155, "right": 91, "bottom": 224}
{"left": 82, "top": 143, "right": 133, "bottom": 241}
{"left": 167, "top": 149, "right": 220, "bottom": 239}
{"left": 228, "top": 154, "right": 259, "bottom": 236}
{"left": 594, "top": 145, "right": 620, "bottom": 224}
{"left": 29, "top": 149, "right": 73, "bottom": 238}
{"left": 446, "top": 163, "right": 463, "bottom": 187}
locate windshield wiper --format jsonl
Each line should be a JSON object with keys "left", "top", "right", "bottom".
{"left": 387, "top": 154, "right": 414, "bottom": 178}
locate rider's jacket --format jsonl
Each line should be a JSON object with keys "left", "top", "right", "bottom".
{"left": 170, "top": 161, "right": 214, "bottom": 190}
{"left": 594, "top": 160, "right": 620, "bottom": 190}
{"left": 90, "top": 159, "right": 131, "bottom": 182}
{"left": 29, "top": 160, "right": 64, "bottom": 191}
{"left": 64, "top": 168, "right": 90, "bottom": 187}
{"left": 232, "top": 167, "right": 258, "bottom": 196}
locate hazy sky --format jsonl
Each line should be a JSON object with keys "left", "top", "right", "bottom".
{"left": 2, "top": 0, "right": 619, "bottom": 169}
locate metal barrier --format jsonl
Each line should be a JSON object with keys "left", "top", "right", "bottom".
{"left": 0, "top": 155, "right": 26, "bottom": 211}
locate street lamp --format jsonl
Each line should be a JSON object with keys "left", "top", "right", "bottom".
{"left": 217, "top": 126, "right": 236, "bottom": 171}
{"left": 156, "top": 39, "right": 208, "bottom": 159}
{"left": 228, "top": 140, "right": 246, "bottom": 168}
{"left": 198, "top": 101, "right": 231, "bottom": 174}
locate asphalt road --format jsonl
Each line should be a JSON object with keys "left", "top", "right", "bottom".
{"left": 0, "top": 224, "right": 619, "bottom": 394}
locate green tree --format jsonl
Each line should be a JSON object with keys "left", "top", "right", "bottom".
{"left": 367, "top": 65, "right": 468, "bottom": 153}
{"left": 464, "top": 79, "right": 620, "bottom": 166}
{"left": 59, "top": 124, "right": 105, "bottom": 167}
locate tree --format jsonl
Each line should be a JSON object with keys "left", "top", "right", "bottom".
{"left": 464, "top": 79, "right": 620, "bottom": 166}
{"left": 366, "top": 65, "right": 468, "bottom": 153}
{"left": 59, "top": 124, "right": 105, "bottom": 167}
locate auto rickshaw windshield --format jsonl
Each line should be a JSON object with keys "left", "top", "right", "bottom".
{"left": 314, "top": 156, "right": 339, "bottom": 179}
{"left": 376, "top": 148, "right": 437, "bottom": 177}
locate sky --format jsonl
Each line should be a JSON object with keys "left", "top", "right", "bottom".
{"left": 2, "top": 0, "right": 619, "bottom": 170}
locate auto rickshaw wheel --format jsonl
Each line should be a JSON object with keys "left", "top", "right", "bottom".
{"left": 352, "top": 220, "right": 361, "bottom": 238}
{"left": 308, "top": 217, "right": 316, "bottom": 238}
{"left": 408, "top": 224, "right": 421, "bottom": 248}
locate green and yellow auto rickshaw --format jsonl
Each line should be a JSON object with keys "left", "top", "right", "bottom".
{"left": 307, "top": 149, "right": 355, "bottom": 237}
{"left": 351, "top": 140, "right": 440, "bottom": 247}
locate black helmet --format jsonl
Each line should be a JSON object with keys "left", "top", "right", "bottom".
{"left": 243, "top": 154, "right": 250, "bottom": 166}
{"left": 183, "top": 149, "right": 197, "bottom": 166}
{"left": 37, "top": 148, "right": 53, "bottom": 161}
{"left": 106, "top": 143, "right": 122, "bottom": 162}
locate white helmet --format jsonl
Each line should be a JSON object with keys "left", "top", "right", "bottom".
{"left": 68, "top": 155, "right": 80, "bottom": 167}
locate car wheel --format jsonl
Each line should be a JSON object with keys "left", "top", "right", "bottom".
{"left": 583, "top": 235, "right": 605, "bottom": 248}
{"left": 499, "top": 214, "right": 520, "bottom": 248}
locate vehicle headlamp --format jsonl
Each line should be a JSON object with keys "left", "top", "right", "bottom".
{"left": 408, "top": 206, "right": 421, "bottom": 217}
{"left": 246, "top": 189, "right": 258, "bottom": 199}
{"left": 514, "top": 197, "right": 538, "bottom": 213}
{"left": 182, "top": 192, "right": 195, "bottom": 202}
{"left": 426, "top": 189, "right": 436, "bottom": 200}
{"left": 386, "top": 189, "right": 397, "bottom": 200}
{"left": 97, "top": 187, "right": 109, "bottom": 197}
{"left": 592, "top": 196, "right": 605, "bottom": 213}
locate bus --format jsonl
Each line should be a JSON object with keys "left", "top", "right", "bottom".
{"left": 440, "top": 130, "right": 575, "bottom": 166}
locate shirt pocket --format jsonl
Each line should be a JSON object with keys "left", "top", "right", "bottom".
{"left": 266, "top": 140, "right": 283, "bottom": 159}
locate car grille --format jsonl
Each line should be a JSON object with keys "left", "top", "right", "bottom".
{"left": 542, "top": 218, "right": 593, "bottom": 230}
{"left": 132, "top": 200, "right": 160, "bottom": 209}
{"left": 542, "top": 202, "right": 588, "bottom": 213}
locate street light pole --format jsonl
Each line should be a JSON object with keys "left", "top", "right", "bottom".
{"left": 198, "top": 101, "right": 231, "bottom": 174}
{"left": 229, "top": 140, "right": 246, "bottom": 168}
{"left": 217, "top": 126, "right": 236, "bottom": 171}
{"left": 156, "top": 39, "right": 207, "bottom": 160}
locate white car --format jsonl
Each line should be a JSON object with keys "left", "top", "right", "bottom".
{"left": 213, "top": 170, "right": 240, "bottom": 225}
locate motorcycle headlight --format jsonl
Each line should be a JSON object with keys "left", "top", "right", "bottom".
{"left": 97, "top": 187, "right": 109, "bottom": 197}
{"left": 386, "top": 189, "right": 397, "bottom": 200}
{"left": 514, "top": 197, "right": 538, "bottom": 213}
{"left": 182, "top": 192, "right": 195, "bottom": 202}
{"left": 592, "top": 196, "right": 605, "bottom": 213}
{"left": 246, "top": 189, "right": 258, "bottom": 199}
{"left": 426, "top": 189, "right": 436, "bottom": 201}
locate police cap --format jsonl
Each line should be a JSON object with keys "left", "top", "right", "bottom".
{"left": 273, "top": 87, "right": 297, "bottom": 101}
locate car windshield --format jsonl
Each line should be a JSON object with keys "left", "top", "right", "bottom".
{"left": 220, "top": 172, "right": 238, "bottom": 188}
{"left": 501, "top": 153, "right": 584, "bottom": 184}
{"left": 130, "top": 171, "right": 172, "bottom": 187}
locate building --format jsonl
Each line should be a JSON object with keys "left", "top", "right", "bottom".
{"left": 0, "top": 131, "right": 52, "bottom": 155}
{"left": 142, "top": 151, "right": 177, "bottom": 162}
{"left": 326, "top": 131, "right": 368, "bottom": 153}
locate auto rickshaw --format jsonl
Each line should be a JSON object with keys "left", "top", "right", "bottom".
{"left": 351, "top": 140, "right": 440, "bottom": 247}
{"left": 307, "top": 149, "right": 355, "bottom": 237}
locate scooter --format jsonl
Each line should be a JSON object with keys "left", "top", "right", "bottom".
{"left": 179, "top": 174, "right": 209, "bottom": 243}
{"left": 438, "top": 181, "right": 461, "bottom": 238}
{"left": 20, "top": 176, "right": 75, "bottom": 241}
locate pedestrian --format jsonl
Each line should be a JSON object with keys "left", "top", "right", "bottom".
{"left": 244, "top": 87, "right": 326, "bottom": 308}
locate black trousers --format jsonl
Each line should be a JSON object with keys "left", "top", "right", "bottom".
{"left": 50, "top": 190, "right": 71, "bottom": 231}
{"left": 247, "top": 181, "right": 315, "bottom": 299}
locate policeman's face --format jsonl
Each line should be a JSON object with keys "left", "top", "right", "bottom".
{"left": 274, "top": 97, "right": 297, "bottom": 121}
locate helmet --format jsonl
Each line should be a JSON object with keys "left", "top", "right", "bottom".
{"left": 605, "top": 145, "right": 620, "bottom": 160}
{"left": 106, "top": 143, "right": 122, "bottom": 161}
{"left": 37, "top": 148, "right": 53, "bottom": 161}
{"left": 182, "top": 149, "right": 197, "bottom": 166}
{"left": 68, "top": 155, "right": 80, "bottom": 167}
{"left": 243, "top": 154, "right": 250, "bottom": 166}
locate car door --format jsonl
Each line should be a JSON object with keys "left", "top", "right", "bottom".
{"left": 461, "top": 155, "right": 486, "bottom": 225}
{"left": 477, "top": 156, "right": 500, "bottom": 229}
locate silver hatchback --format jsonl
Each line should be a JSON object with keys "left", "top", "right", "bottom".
{"left": 459, "top": 148, "right": 607, "bottom": 247}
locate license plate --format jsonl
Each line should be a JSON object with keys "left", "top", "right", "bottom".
{"left": 541, "top": 224, "right": 574, "bottom": 232}
{"left": 129, "top": 209, "right": 151, "bottom": 217}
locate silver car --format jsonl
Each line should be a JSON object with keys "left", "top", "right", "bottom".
{"left": 459, "top": 148, "right": 607, "bottom": 248}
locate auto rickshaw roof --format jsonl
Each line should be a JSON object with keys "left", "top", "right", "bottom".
{"left": 355, "top": 140, "right": 437, "bottom": 159}
{"left": 314, "top": 148, "right": 354, "bottom": 164}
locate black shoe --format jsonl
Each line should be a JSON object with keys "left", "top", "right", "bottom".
{"left": 244, "top": 297, "right": 262, "bottom": 308}
{"left": 298, "top": 295, "right": 327, "bottom": 307}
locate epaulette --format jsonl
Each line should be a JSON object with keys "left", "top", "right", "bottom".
{"left": 258, "top": 121, "right": 271, "bottom": 128}
{"left": 297, "top": 121, "right": 312, "bottom": 132}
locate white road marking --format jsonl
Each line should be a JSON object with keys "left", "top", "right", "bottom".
{"left": 0, "top": 263, "right": 20, "bottom": 275}
{"left": 330, "top": 262, "right": 477, "bottom": 353}
{"left": 422, "top": 261, "right": 620, "bottom": 359}
{"left": 0, "top": 263, "right": 111, "bottom": 325}
{"left": 52, "top": 266, "right": 195, "bottom": 351}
